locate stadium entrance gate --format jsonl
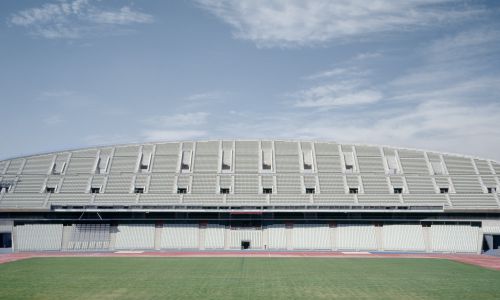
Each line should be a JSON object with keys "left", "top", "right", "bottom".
{"left": 483, "top": 234, "right": 500, "bottom": 255}
{"left": 0, "top": 232, "right": 12, "bottom": 251}
{"left": 241, "top": 240, "right": 251, "bottom": 250}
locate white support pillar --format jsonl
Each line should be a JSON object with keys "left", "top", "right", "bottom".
{"left": 109, "top": 225, "right": 117, "bottom": 251}
{"left": 262, "top": 226, "right": 269, "bottom": 250}
{"left": 375, "top": 225, "right": 384, "bottom": 251}
{"left": 422, "top": 226, "right": 432, "bottom": 253}
{"left": 154, "top": 224, "right": 162, "bottom": 250}
{"left": 224, "top": 227, "right": 230, "bottom": 250}
{"left": 286, "top": 224, "right": 293, "bottom": 250}
{"left": 477, "top": 228, "right": 483, "bottom": 255}
{"left": 330, "top": 224, "right": 337, "bottom": 251}
{"left": 61, "top": 225, "right": 73, "bottom": 251}
{"left": 199, "top": 225, "right": 206, "bottom": 250}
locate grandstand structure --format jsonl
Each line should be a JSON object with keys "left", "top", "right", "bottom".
{"left": 0, "top": 140, "right": 499, "bottom": 253}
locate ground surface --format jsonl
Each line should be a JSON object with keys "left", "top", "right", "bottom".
{"left": 1, "top": 257, "right": 499, "bottom": 300}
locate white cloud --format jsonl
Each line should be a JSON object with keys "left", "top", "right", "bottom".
{"left": 145, "top": 112, "right": 210, "bottom": 127}
{"left": 294, "top": 83, "right": 382, "bottom": 108}
{"left": 214, "top": 99, "right": 500, "bottom": 161}
{"left": 186, "top": 91, "right": 228, "bottom": 101}
{"left": 425, "top": 27, "right": 500, "bottom": 63}
{"left": 37, "top": 90, "right": 94, "bottom": 108}
{"left": 304, "top": 67, "right": 370, "bottom": 80}
{"left": 88, "top": 6, "right": 154, "bottom": 25}
{"left": 43, "top": 115, "right": 64, "bottom": 125}
{"left": 142, "top": 130, "right": 208, "bottom": 141}
{"left": 83, "top": 134, "right": 138, "bottom": 146}
{"left": 9, "top": 0, "right": 153, "bottom": 39}
{"left": 355, "top": 52, "right": 382, "bottom": 60}
{"left": 390, "top": 76, "right": 500, "bottom": 103}
{"left": 251, "top": 25, "right": 500, "bottom": 160}
{"left": 389, "top": 27, "right": 500, "bottom": 105}
{"left": 303, "top": 68, "right": 348, "bottom": 80}
{"left": 196, "top": 0, "right": 483, "bottom": 47}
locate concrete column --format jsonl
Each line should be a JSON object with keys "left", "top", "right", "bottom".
{"left": 224, "top": 227, "right": 230, "bottom": 250}
{"left": 154, "top": 224, "right": 162, "bottom": 250}
{"left": 12, "top": 225, "right": 17, "bottom": 252}
{"left": 262, "top": 226, "right": 269, "bottom": 250}
{"left": 61, "top": 225, "right": 73, "bottom": 250}
{"left": 108, "top": 225, "right": 117, "bottom": 251}
{"left": 422, "top": 226, "right": 432, "bottom": 253}
{"left": 286, "top": 224, "right": 293, "bottom": 250}
{"left": 477, "top": 228, "right": 483, "bottom": 254}
{"left": 330, "top": 224, "right": 337, "bottom": 251}
{"left": 375, "top": 225, "right": 384, "bottom": 251}
{"left": 199, "top": 225, "right": 205, "bottom": 250}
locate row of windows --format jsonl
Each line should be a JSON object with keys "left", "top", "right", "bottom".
{"left": 35, "top": 186, "right": 497, "bottom": 195}
{"left": 0, "top": 182, "right": 497, "bottom": 195}
{"left": 1, "top": 176, "right": 498, "bottom": 195}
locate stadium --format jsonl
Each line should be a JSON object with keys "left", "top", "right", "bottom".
{"left": 0, "top": 140, "right": 499, "bottom": 254}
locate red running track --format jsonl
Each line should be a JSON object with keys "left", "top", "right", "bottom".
{"left": 1, "top": 251, "right": 499, "bottom": 270}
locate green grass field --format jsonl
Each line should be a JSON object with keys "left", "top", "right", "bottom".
{"left": 0, "top": 257, "right": 499, "bottom": 300}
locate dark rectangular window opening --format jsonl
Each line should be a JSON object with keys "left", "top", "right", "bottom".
{"left": 262, "top": 163, "right": 271, "bottom": 170}
{"left": 304, "top": 163, "right": 312, "bottom": 170}
{"left": 139, "top": 164, "right": 149, "bottom": 171}
{"left": 180, "top": 163, "right": 190, "bottom": 170}
{"left": 45, "top": 187, "right": 56, "bottom": 193}
{"left": 305, "top": 188, "right": 315, "bottom": 194}
{"left": 134, "top": 187, "right": 145, "bottom": 194}
{"left": 220, "top": 188, "right": 230, "bottom": 194}
{"left": 262, "top": 188, "right": 273, "bottom": 194}
{"left": 393, "top": 188, "right": 403, "bottom": 194}
{"left": 241, "top": 240, "right": 250, "bottom": 250}
{"left": 345, "top": 165, "right": 354, "bottom": 172}
{"left": 0, "top": 232, "right": 12, "bottom": 248}
{"left": 90, "top": 187, "right": 101, "bottom": 194}
{"left": 177, "top": 188, "right": 187, "bottom": 194}
{"left": 349, "top": 188, "right": 358, "bottom": 194}
{"left": 439, "top": 188, "right": 449, "bottom": 194}
{"left": 487, "top": 187, "right": 497, "bottom": 194}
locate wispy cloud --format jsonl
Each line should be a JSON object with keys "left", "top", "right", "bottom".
{"left": 42, "top": 115, "right": 64, "bottom": 125}
{"left": 141, "top": 112, "right": 210, "bottom": 142}
{"left": 83, "top": 134, "right": 139, "bottom": 146}
{"left": 211, "top": 98, "right": 500, "bottom": 160}
{"left": 355, "top": 52, "right": 382, "bottom": 60}
{"left": 9, "top": 0, "right": 154, "bottom": 39}
{"left": 37, "top": 90, "right": 94, "bottom": 108}
{"left": 144, "top": 112, "right": 210, "bottom": 127}
{"left": 293, "top": 81, "right": 382, "bottom": 108}
{"left": 295, "top": 66, "right": 380, "bottom": 108}
{"left": 425, "top": 27, "right": 500, "bottom": 63}
{"left": 196, "top": 0, "right": 484, "bottom": 47}
{"left": 88, "top": 6, "right": 154, "bottom": 25}
{"left": 303, "top": 67, "right": 369, "bottom": 80}
{"left": 142, "top": 130, "right": 208, "bottom": 141}
{"left": 389, "top": 27, "right": 500, "bottom": 105}
{"left": 186, "top": 91, "right": 229, "bottom": 101}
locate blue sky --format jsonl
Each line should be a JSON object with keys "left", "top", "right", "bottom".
{"left": 1, "top": 0, "right": 500, "bottom": 160}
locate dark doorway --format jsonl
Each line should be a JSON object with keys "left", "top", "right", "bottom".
{"left": 482, "top": 234, "right": 500, "bottom": 252}
{"left": 494, "top": 235, "right": 500, "bottom": 249}
{"left": 241, "top": 240, "right": 250, "bottom": 250}
{"left": 0, "top": 233, "right": 12, "bottom": 248}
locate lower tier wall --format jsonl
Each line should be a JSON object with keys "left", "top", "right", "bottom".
{"left": 7, "top": 222, "right": 492, "bottom": 254}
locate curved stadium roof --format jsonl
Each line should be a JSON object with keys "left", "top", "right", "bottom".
{"left": 0, "top": 140, "right": 499, "bottom": 212}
